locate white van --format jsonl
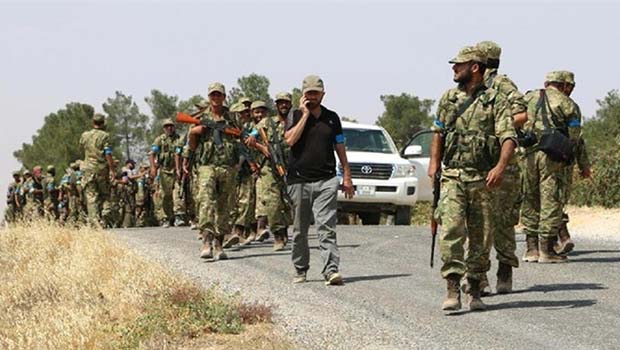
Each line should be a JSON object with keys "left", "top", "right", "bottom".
{"left": 336, "top": 122, "right": 418, "bottom": 225}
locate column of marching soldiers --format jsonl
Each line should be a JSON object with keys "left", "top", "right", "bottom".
{"left": 4, "top": 89, "right": 294, "bottom": 258}
{"left": 4, "top": 40, "right": 594, "bottom": 312}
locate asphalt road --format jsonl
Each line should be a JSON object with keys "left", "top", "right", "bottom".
{"left": 116, "top": 226, "right": 620, "bottom": 350}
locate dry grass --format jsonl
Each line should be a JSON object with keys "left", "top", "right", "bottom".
{"left": 0, "top": 221, "right": 290, "bottom": 350}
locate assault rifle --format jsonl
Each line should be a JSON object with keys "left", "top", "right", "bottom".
{"left": 430, "top": 170, "right": 441, "bottom": 268}
{"left": 176, "top": 112, "right": 243, "bottom": 142}
{"left": 258, "top": 123, "right": 292, "bottom": 209}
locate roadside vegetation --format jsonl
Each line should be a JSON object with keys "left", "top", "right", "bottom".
{"left": 0, "top": 221, "right": 290, "bottom": 350}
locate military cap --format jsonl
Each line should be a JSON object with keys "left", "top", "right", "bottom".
{"left": 239, "top": 97, "right": 252, "bottom": 104}
{"left": 251, "top": 100, "right": 268, "bottom": 110}
{"left": 545, "top": 71, "right": 565, "bottom": 83}
{"left": 33, "top": 166, "right": 42, "bottom": 174}
{"left": 560, "top": 70, "right": 576, "bottom": 85}
{"left": 275, "top": 92, "right": 292, "bottom": 102}
{"left": 46, "top": 165, "right": 55, "bottom": 172}
{"left": 302, "top": 75, "right": 325, "bottom": 94}
{"left": 23, "top": 169, "right": 31, "bottom": 176}
{"left": 12, "top": 170, "right": 21, "bottom": 177}
{"left": 230, "top": 102, "right": 248, "bottom": 113}
{"left": 476, "top": 41, "right": 501, "bottom": 60}
{"left": 93, "top": 113, "right": 106, "bottom": 123}
{"left": 449, "top": 46, "right": 487, "bottom": 65}
{"left": 162, "top": 118, "right": 175, "bottom": 127}
{"left": 208, "top": 82, "right": 226, "bottom": 95}
{"left": 125, "top": 159, "right": 135, "bottom": 165}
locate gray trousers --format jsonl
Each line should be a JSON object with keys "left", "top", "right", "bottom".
{"left": 288, "top": 176, "right": 340, "bottom": 278}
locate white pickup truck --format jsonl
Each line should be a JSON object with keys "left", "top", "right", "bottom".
{"left": 336, "top": 122, "right": 418, "bottom": 225}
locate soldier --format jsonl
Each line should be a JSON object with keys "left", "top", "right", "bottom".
{"left": 41, "top": 165, "right": 59, "bottom": 221}
{"left": 58, "top": 165, "right": 73, "bottom": 223}
{"left": 5, "top": 171, "right": 22, "bottom": 224}
{"left": 521, "top": 71, "right": 591, "bottom": 263}
{"left": 187, "top": 82, "right": 240, "bottom": 261}
{"left": 429, "top": 46, "right": 517, "bottom": 311}
{"left": 554, "top": 71, "right": 591, "bottom": 255}
{"left": 19, "top": 169, "right": 33, "bottom": 219}
{"left": 23, "top": 166, "right": 45, "bottom": 219}
{"left": 224, "top": 102, "right": 259, "bottom": 248}
{"left": 254, "top": 95, "right": 293, "bottom": 251}
{"left": 239, "top": 96, "right": 252, "bottom": 110}
{"left": 150, "top": 118, "right": 184, "bottom": 228}
{"left": 70, "top": 161, "right": 88, "bottom": 225}
{"left": 474, "top": 40, "right": 528, "bottom": 294}
{"left": 135, "top": 162, "right": 155, "bottom": 227}
{"left": 79, "top": 113, "right": 115, "bottom": 228}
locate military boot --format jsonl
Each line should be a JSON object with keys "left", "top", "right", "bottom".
{"left": 174, "top": 215, "right": 186, "bottom": 227}
{"left": 255, "top": 216, "right": 270, "bottom": 242}
{"left": 467, "top": 278, "right": 487, "bottom": 311}
{"left": 212, "top": 235, "right": 228, "bottom": 261}
{"left": 480, "top": 273, "right": 491, "bottom": 296}
{"left": 539, "top": 236, "right": 568, "bottom": 263}
{"left": 555, "top": 221, "right": 574, "bottom": 255}
{"left": 496, "top": 262, "right": 513, "bottom": 294}
{"left": 522, "top": 235, "right": 539, "bottom": 263}
{"left": 442, "top": 274, "right": 462, "bottom": 311}
{"left": 223, "top": 225, "right": 242, "bottom": 249}
{"left": 200, "top": 231, "right": 214, "bottom": 259}
{"left": 240, "top": 225, "right": 254, "bottom": 246}
{"left": 273, "top": 229, "right": 286, "bottom": 251}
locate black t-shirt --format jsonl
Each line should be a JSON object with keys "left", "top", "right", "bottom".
{"left": 286, "top": 105, "right": 344, "bottom": 184}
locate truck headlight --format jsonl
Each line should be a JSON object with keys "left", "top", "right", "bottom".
{"left": 392, "top": 164, "right": 416, "bottom": 178}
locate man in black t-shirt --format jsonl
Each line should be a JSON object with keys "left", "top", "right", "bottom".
{"left": 284, "top": 75, "right": 354, "bottom": 286}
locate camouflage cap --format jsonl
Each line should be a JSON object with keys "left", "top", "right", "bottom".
{"left": 545, "top": 71, "right": 565, "bottom": 83}
{"left": 239, "top": 97, "right": 252, "bottom": 104}
{"left": 33, "top": 165, "right": 42, "bottom": 173}
{"left": 251, "top": 100, "right": 268, "bottom": 110}
{"left": 560, "top": 70, "right": 576, "bottom": 85}
{"left": 230, "top": 102, "right": 249, "bottom": 113}
{"left": 208, "top": 82, "right": 226, "bottom": 95}
{"left": 12, "top": 170, "right": 21, "bottom": 176}
{"left": 476, "top": 41, "right": 502, "bottom": 60}
{"left": 93, "top": 113, "right": 106, "bottom": 123}
{"left": 162, "top": 118, "right": 175, "bottom": 127}
{"left": 302, "top": 75, "right": 325, "bottom": 94}
{"left": 23, "top": 169, "right": 31, "bottom": 176}
{"left": 275, "top": 92, "right": 292, "bottom": 102}
{"left": 449, "top": 46, "right": 487, "bottom": 65}
{"left": 46, "top": 165, "right": 55, "bottom": 172}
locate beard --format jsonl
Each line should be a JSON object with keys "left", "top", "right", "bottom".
{"left": 278, "top": 106, "right": 291, "bottom": 117}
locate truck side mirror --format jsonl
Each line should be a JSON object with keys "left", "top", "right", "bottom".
{"left": 403, "top": 145, "right": 423, "bottom": 158}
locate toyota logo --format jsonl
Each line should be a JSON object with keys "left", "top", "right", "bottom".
{"left": 360, "top": 165, "right": 373, "bottom": 174}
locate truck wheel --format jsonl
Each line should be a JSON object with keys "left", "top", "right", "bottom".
{"left": 394, "top": 206, "right": 411, "bottom": 225}
{"left": 359, "top": 212, "right": 381, "bottom": 225}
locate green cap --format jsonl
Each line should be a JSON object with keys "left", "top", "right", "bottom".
{"left": 251, "top": 100, "right": 268, "bottom": 110}
{"left": 239, "top": 97, "right": 252, "bottom": 104}
{"left": 275, "top": 92, "right": 292, "bottom": 102}
{"left": 545, "top": 71, "right": 565, "bottom": 83}
{"left": 12, "top": 170, "right": 21, "bottom": 177}
{"left": 476, "top": 41, "right": 501, "bottom": 60}
{"left": 449, "top": 46, "right": 487, "bottom": 65}
{"left": 560, "top": 70, "right": 576, "bottom": 85}
{"left": 93, "top": 113, "right": 106, "bottom": 123}
{"left": 302, "top": 75, "right": 325, "bottom": 94}
{"left": 23, "top": 169, "right": 31, "bottom": 176}
{"left": 230, "top": 102, "right": 248, "bottom": 113}
{"left": 208, "top": 82, "right": 226, "bottom": 95}
{"left": 46, "top": 165, "right": 55, "bottom": 172}
{"left": 162, "top": 118, "right": 175, "bottom": 127}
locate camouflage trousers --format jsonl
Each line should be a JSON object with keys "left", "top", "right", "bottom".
{"left": 197, "top": 165, "right": 237, "bottom": 237}
{"left": 43, "top": 198, "right": 59, "bottom": 221}
{"left": 521, "top": 151, "right": 568, "bottom": 239}
{"left": 4, "top": 203, "right": 16, "bottom": 223}
{"left": 489, "top": 165, "right": 520, "bottom": 268}
{"left": 82, "top": 168, "right": 111, "bottom": 228}
{"left": 437, "top": 176, "right": 493, "bottom": 281}
{"left": 68, "top": 195, "right": 87, "bottom": 224}
{"left": 233, "top": 174, "right": 256, "bottom": 227}
{"left": 154, "top": 171, "right": 184, "bottom": 224}
{"left": 256, "top": 169, "right": 292, "bottom": 231}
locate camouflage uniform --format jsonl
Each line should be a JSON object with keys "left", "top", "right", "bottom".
{"left": 433, "top": 47, "right": 516, "bottom": 290}
{"left": 151, "top": 119, "right": 184, "bottom": 226}
{"left": 255, "top": 111, "right": 292, "bottom": 247}
{"left": 4, "top": 172, "right": 21, "bottom": 223}
{"left": 22, "top": 168, "right": 45, "bottom": 219}
{"left": 41, "top": 166, "right": 59, "bottom": 221}
{"left": 135, "top": 165, "right": 155, "bottom": 227}
{"left": 521, "top": 71, "right": 588, "bottom": 262}
{"left": 68, "top": 162, "right": 87, "bottom": 224}
{"left": 79, "top": 114, "right": 114, "bottom": 228}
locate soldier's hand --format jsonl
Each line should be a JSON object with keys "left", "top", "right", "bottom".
{"left": 486, "top": 166, "right": 504, "bottom": 188}
{"left": 427, "top": 162, "right": 440, "bottom": 180}
{"left": 245, "top": 135, "right": 257, "bottom": 147}
{"left": 150, "top": 168, "right": 157, "bottom": 179}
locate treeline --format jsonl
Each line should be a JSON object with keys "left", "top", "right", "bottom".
{"left": 13, "top": 73, "right": 434, "bottom": 180}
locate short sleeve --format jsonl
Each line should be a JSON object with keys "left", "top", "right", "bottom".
{"left": 332, "top": 114, "right": 344, "bottom": 144}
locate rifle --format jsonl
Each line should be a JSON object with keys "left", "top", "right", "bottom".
{"left": 258, "top": 122, "right": 293, "bottom": 209}
{"left": 430, "top": 170, "right": 441, "bottom": 268}
{"left": 176, "top": 112, "right": 243, "bottom": 141}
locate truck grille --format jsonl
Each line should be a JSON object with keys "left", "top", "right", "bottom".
{"left": 345, "top": 163, "right": 393, "bottom": 180}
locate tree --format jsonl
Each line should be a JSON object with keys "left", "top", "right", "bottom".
{"left": 103, "top": 91, "right": 149, "bottom": 161}
{"left": 341, "top": 116, "right": 359, "bottom": 123}
{"left": 291, "top": 88, "right": 302, "bottom": 108}
{"left": 376, "top": 93, "right": 434, "bottom": 149}
{"left": 14, "top": 103, "right": 94, "bottom": 178}
{"left": 145, "top": 89, "right": 179, "bottom": 144}
{"left": 583, "top": 89, "right": 620, "bottom": 155}
{"left": 228, "top": 73, "right": 274, "bottom": 109}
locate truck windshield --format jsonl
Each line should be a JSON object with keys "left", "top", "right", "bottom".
{"left": 343, "top": 128, "right": 394, "bottom": 154}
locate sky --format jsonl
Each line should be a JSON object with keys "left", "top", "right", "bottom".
{"left": 1, "top": 0, "right": 619, "bottom": 213}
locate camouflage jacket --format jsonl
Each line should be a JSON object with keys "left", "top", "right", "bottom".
{"left": 256, "top": 116, "right": 289, "bottom": 177}
{"left": 79, "top": 128, "right": 112, "bottom": 171}
{"left": 484, "top": 69, "right": 527, "bottom": 116}
{"left": 41, "top": 173, "right": 57, "bottom": 203}
{"left": 432, "top": 85, "right": 516, "bottom": 182}
{"left": 152, "top": 133, "right": 183, "bottom": 173}
{"left": 195, "top": 108, "right": 240, "bottom": 168}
